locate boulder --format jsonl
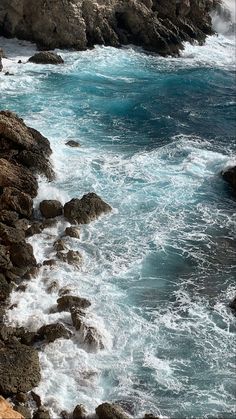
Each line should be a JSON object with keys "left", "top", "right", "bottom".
{"left": 37, "top": 323, "right": 72, "bottom": 343}
{"left": 26, "top": 222, "right": 43, "bottom": 237}
{"left": 222, "top": 166, "right": 236, "bottom": 194}
{"left": 15, "top": 392, "right": 28, "bottom": 403}
{"left": 39, "top": 200, "right": 63, "bottom": 219}
{"left": 0, "top": 396, "right": 23, "bottom": 419}
{"left": 0, "top": 273, "right": 11, "bottom": 301}
{"left": 0, "top": 342, "right": 41, "bottom": 395}
{"left": 72, "top": 404, "right": 87, "bottom": 419}
{"left": 14, "top": 218, "right": 30, "bottom": 231}
{"left": 28, "top": 52, "right": 64, "bottom": 65}
{"left": 0, "top": 158, "right": 38, "bottom": 197}
{"left": 57, "top": 250, "right": 82, "bottom": 266}
{"left": 0, "top": 222, "right": 25, "bottom": 244}
{"left": 57, "top": 295, "right": 91, "bottom": 312}
{"left": 64, "top": 226, "right": 80, "bottom": 239}
{"left": 95, "top": 403, "right": 129, "bottom": 419}
{"left": 66, "top": 140, "right": 81, "bottom": 148}
{"left": 64, "top": 193, "right": 112, "bottom": 224}
{"left": 0, "top": 187, "right": 33, "bottom": 218}
{"left": 10, "top": 242, "right": 36, "bottom": 269}
{"left": 16, "top": 150, "right": 54, "bottom": 180}
{"left": 32, "top": 407, "right": 51, "bottom": 419}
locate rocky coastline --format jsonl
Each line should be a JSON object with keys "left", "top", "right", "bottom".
{"left": 0, "top": 0, "right": 221, "bottom": 56}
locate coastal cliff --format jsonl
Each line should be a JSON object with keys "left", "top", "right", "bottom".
{"left": 0, "top": 0, "right": 220, "bottom": 55}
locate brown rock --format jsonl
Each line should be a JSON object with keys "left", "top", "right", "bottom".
{"left": 14, "top": 405, "right": 32, "bottom": 419}
{"left": 66, "top": 140, "right": 81, "bottom": 148}
{"left": 57, "top": 250, "right": 82, "bottom": 266}
{"left": 14, "top": 218, "right": 30, "bottom": 231}
{"left": 42, "top": 259, "right": 57, "bottom": 267}
{"left": 64, "top": 226, "right": 80, "bottom": 239}
{"left": 72, "top": 404, "right": 87, "bottom": 419}
{"left": 64, "top": 192, "right": 112, "bottom": 224}
{"left": 57, "top": 295, "right": 91, "bottom": 312}
{"left": 0, "top": 341, "right": 41, "bottom": 395}
{"left": 37, "top": 323, "right": 72, "bottom": 343}
{"left": 30, "top": 391, "right": 41, "bottom": 408}
{"left": 15, "top": 392, "right": 28, "bottom": 404}
{"left": 0, "top": 187, "right": 33, "bottom": 218}
{"left": 33, "top": 407, "right": 51, "bottom": 419}
{"left": 10, "top": 242, "right": 36, "bottom": 269}
{"left": 0, "top": 273, "right": 11, "bottom": 301}
{"left": 0, "top": 210, "right": 19, "bottom": 226}
{"left": 26, "top": 222, "right": 43, "bottom": 237}
{"left": 39, "top": 200, "right": 63, "bottom": 219}
{"left": 0, "top": 222, "right": 25, "bottom": 244}
{"left": 53, "top": 239, "right": 67, "bottom": 251}
{"left": 0, "top": 158, "right": 38, "bottom": 197}
{"left": 95, "top": 403, "right": 129, "bottom": 419}
{"left": 0, "top": 396, "right": 24, "bottom": 419}
{"left": 16, "top": 150, "right": 54, "bottom": 180}
{"left": 29, "top": 52, "right": 64, "bottom": 64}
{"left": 0, "top": 244, "right": 13, "bottom": 270}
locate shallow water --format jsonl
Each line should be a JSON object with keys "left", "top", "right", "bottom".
{"left": 0, "top": 33, "right": 236, "bottom": 418}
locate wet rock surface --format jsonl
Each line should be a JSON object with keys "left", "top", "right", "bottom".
{"left": 39, "top": 199, "right": 63, "bottom": 219}
{"left": 57, "top": 295, "right": 91, "bottom": 312}
{"left": 28, "top": 51, "right": 64, "bottom": 65}
{"left": 37, "top": 323, "right": 72, "bottom": 343}
{"left": 64, "top": 192, "right": 112, "bottom": 224}
{"left": 95, "top": 402, "right": 130, "bottom": 419}
{"left": 222, "top": 166, "right": 236, "bottom": 194}
{"left": 72, "top": 404, "right": 87, "bottom": 419}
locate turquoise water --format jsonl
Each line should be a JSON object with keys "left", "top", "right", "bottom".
{"left": 0, "top": 35, "right": 236, "bottom": 418}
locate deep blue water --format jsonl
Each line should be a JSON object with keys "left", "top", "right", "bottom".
{"left": 0, "top": 35, "right": 236, "bottom": 418}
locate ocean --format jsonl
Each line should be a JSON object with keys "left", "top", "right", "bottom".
{"left": 0, "top": 27, "right": 235, "bottom": 418}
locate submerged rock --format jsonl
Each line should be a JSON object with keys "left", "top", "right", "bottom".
{"left": 39, "top": 200, "right": 63, "bottom": 219}
{"left": 64, "top": 192, "right": 112, "bottom": 224}
{"left": 28, "top": 52, "right": 64, "bottom": 65}
{"left": 95, "top": 403, "right": 129, "bottom": 419}
{"left": 0, "top": 342, "right": 41, "bottom": 395}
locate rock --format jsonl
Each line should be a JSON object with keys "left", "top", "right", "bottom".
{"left": 60, "top": 411, "right": 70, "bottom": 419}
{"left": 14, "top": 405, "right": 32, "bottom": 419}
{"left": 57, "top": 295, "right": 91, "bottom": 312}
{"left": 39, "top": 200, "right": 63, "bottom": 219}
{"left": 33, "top": 407, "right": 51, "bottom": 419}
{"left": 41, "top": 218, "right": 58, "bottom": 229}
{"left": 0, "top": 187, "right": 33, "bottom": 218}
{"left": 16, "top": 150, "right": 54, "bottom": 180}
{"left": 14, "top": 218, "right": 30, "bottom": 231}
{"left": 70, "top": 307, "right": 85, "bottom": 331}
{"left": 15, "top": 392, "right": 28, "bottom": 404}
{"left": 66, "top": 140, "right": 81, "bottom": 148}
{"left": 42, "top": 259, "right": 57, "bottom": 267}
{"left": 0, "top": 396, "right": 24, "bottom": 419}
{"left": 229, "top": 296, "right": 236, "bottom": 313}
{"left": 0, "top": 210, "right": 19, "bottom": 226}
{"left": 46, "top": 281, "right": 59, "bottom": 294}
{"left": 0, "top": 222, "right": 25, "bottom": 244}
{"left": 37, "top": 323, "right": 72, "bottom": 343}
{"left": 30, "top": 391, "right": 41, "bottom": 408}
{"left": 70, "top": 308, "right": 104, "bottom": 350}
{"left": 0, "top": 158, "right": 38, "bottom": 198}
{"left": 10, "top": 242, "right": 36, "bottom": 269}
{"left": 222, "top": 166, "right": 236, "bottom": 194}
{"left": 72, "top": 404, "right": 87, "bottom": 419}
{"left": 0, "top": 273, "right": 11, "bottom": 301}
{"left": 29, "top": 52, "right": 64, "bottom": 65}
{"left": 0, "top": 244, "right": 13, "bottom": 270}
{"left": 64, "top": 193, "right": 112, "bottom": 224}
{"left": 53, "top": 239, "right": 67, "bottom": 251}
{"left": 57, "top": 250, "right": 82, "bottom": 266}
{"left": 64, "top": 226, "right": 80, "bottom": 239}
{"left": 143, "top": 415, "right": 160, "bottom": 419}
{"left": 95, "top": 403, "right": 129, "bottom": 419}
{"left": 0, "top": 341, "right": 41, "bottom": 395}
{"left": 16, "top": 284, "right": 27, "bottom": 292}
{"left": 26, "top": 222, "right": 43, "bottom": 237}
{"left": 23, "top": 265, "right": 40, "bottom": 280}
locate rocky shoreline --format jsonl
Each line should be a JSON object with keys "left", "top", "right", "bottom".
{"left": 0, "top": 0, "right": 222, "bottom": 56}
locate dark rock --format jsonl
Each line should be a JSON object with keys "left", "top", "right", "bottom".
{"left": 0, "top": 187, "right": 33, "bottom": 218}
{"left": 26, "top": 222, "right": 43, "bottom": 237}
{"left": 14, "top": 404, "right": 32, "bottom": 418}
{"left": 143, "top": 415, "right": 160, "bottom": 419}
{"left": 39, "top": 200, "right": 63, "bottom": 219}
{"left": 60, "top": 411, "right": 70, "bottom": 419}
{"left": 42, "top": 259, "right": 57, "bottom": 267}
{"left": 58, "top": 287, "right": 71, "bottom": 296}
{"left": 0, "top": 222, "right": 25, "bottom": 244}
{"left": 72, "top": 404, "right": 87, "bottom": 419}
{"left": 64, "top": 226, "right": 80, "bottom": 239}
{"left": 95, "top": 403, "right": 129, "bottom": 419}
{"left": 46, "top": 281, "right": 59, "bottom": 294}
{"left": 53, "top": 238, "right": 67, "bottom": 251}
{"left": 29, "top": 51, "right": 64, "bottom": 65}
{"left": 31, "top": 391, "right": 42, "bottom": 408}
{"left": 70, "top": 308, "right": 104, "bottom": 350}
{"left": 57, "top": 250, "right": 82, "bottom": 266}
{"left": 37, "top": 323, "right": 72, "bottom": 343}
{"left": 57, "top": 295, "right": 91, "bottom": 312}
{"left": 0, "top": 341, "right": 41, "bottom": 395}
{"left": 23, "top": 265, "right": 40, "bottom": 280}
{"left": 10, "top": 241, "right": 36, "bottom": 269}
{"left": 33, "top": 407, "right": 51, "bottom": 419}
{"left": 64, "top": 192, "right": 112, "bottom": 224}
{"left": 222, "top": 166, "right": 236, "bottom": 194}
{"left": 41, "top": 218, "right": 58, "bottom": 229}
{"left": 15, "top": 392, "right": 28, "bottom": 403}
{"left": 16, "top": 284, "right": 27, "bottom": 292}
{"left": 0, "top": 273, "right": 11, "bottom": 301}
{"left": 14, "top": 218, "right": 30, "bottom": 231}
{"left": 16, "top": 150, "right": 54, "bottom": 180}
{"left": 0, "top": 158, "right": 38, "bottom": 198}
{"left": 0, "top": 244, "right": 13, "bottom": 270}
{"left": 229, "top": 296, "right": 236, "bottom": 313}
{"left": 70, "top": 307, "right": 85, "bottom": 331}
{"left": 66, "top": 140, "right": 81, "bottom": 148}
{"left": 0, "top": 210, "right": 19, "bottom": 226}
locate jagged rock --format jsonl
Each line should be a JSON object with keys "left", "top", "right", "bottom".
{"left": 0, "top": 158, "right": 38, "bottom": 197}
{"left": 15, "top": 392, "right": 28, "bottom": 403}
{"left": 229, "top": 296, "right": 236, "bottom": 314}
{"left": 57, "top": 295, "right": 91, "bottom": 312}
{"left": 10, "top": 242, "right": 36, "bottom": 269}
{"left": 16, "top": 150, "right": 54, "bottom": 180}
{"left": 14, "top": 218, "right": 29, "bottom": 231}
{"left": 0, "top": 273, "right": 11, "bottom": 301}
{"left": 66, "top": 140, "right": 81, "bottom": 148}
{"left": 222, "top": 166, "right": 236, "bottom": 194}
{"left": 70, "top": 308, "right": 104, "bottom": 350}
{"left": 29, "top": 52, "right": 64, "bottom": 64}
{"left": 0, "top": 187, "right": 33, "bottom": 218}
{"left": 64, "top": 226, "right": 80, "bottom": 239}
{"left": 14, "top": 405, "right": 32, "bottom": 419}
{"left": 57, "top": 250, "right": 82, "bottom": 266}
{"left": 72, "top": 404, "right": 87, "bottom": 419}
{"left": 53, "top": 239, "right": 67, "bottom": 252}
{"left": 37, "top": 323, "right": 72, "bottom": 343}
{"left": 30, "top": 391, "right": 41, "bottom": 408}
{"left": 0, "top": 396, "right": 23, "bottom": 419}
{"left": 70, "top": 307, "right": 85, "bottom": 331}
{"left": 0, "top": 210, "right": 19, "bottom": 226}
{"left": 42, "top": 259, "right": 57, "bottom": 267}
{"left": 95, "top": 403, "right": 129, "bottom": 419}
{"left": 0, "top": 341, "right": 41, "bottom": 395}
{"left": 0, "top": 244, "right": 13, "bottom": 270}
{"left": 64, "top": 193, "right": 112, "bottom": 224}
{"left": 0, "top": 222, "right": 25, "bottom": 244}
{"left": 33, "top": 407, "right": 51, "bottom": 419}
{"left": 26, "top": 222, "right": 43, "bottom": 237}
{"left": 39, "top": 200, "right": 63, "bottom": 219}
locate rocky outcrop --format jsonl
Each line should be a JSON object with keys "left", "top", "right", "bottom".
{"left": 0, "top": 1, "right": 219, "bottom": 55}
{"left": 28, "top": 51, "right": 64, "bottom": 64}
{"left": 64, "top": 192, "right": 112, "bottom": 224}
{"left": 95, "top": 403, "right": 129, "bottom": 419}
